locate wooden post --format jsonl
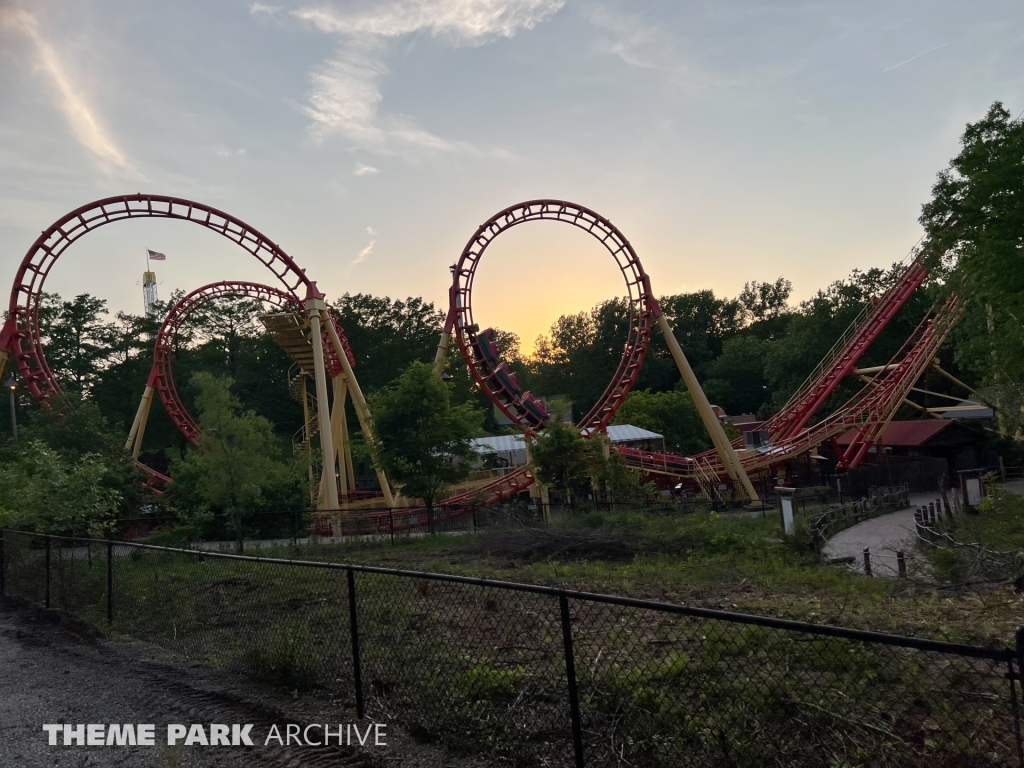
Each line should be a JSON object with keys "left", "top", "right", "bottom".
{"left": 863, "top": 548, "right": 872, "bottom": 577}
{"left": 897, "top": 550, "right": 906, "bottom": 578}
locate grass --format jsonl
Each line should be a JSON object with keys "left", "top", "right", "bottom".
{"left": 920, "top": 483, "right": 1024, "bottom": 585}
{"left": 233, "top": 506, "right": 1024, "bottom": 647}
{"left": 8, "top": 497, "right": 1023, "bottom": 766}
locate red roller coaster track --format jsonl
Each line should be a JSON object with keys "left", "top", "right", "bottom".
{"left": 446, "top": 200, "right": 659, "bottom": 435}
{"left": 148, "top": 280, "right": 357, "bottom": 449}
{"left": 150, "top": 281, "right": 301, "bottom": 447}
{"left": 0, "top": 194, "right": 325, "bottom": 407}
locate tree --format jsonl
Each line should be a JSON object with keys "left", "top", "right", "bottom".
{"left": 611, "top": 387, "right": 712, "bottom": 455}
{"left": 704, "top": 335, "right": 771, "bottom": 416}
{"left": 739, "top": 277, "right": 792, "bottom": 324}
{"left": 0, "top": 441, "right": 123, "bottom": 535}
{"left": 169, "top": 373, "right": 302, "bottom": 551}
{"left": 920, "top": 102, "right": 1024, "bottom": 427}
{"left": 528, "top": 415, "right": 590, "bottom": 502}
{"left": 41, "top": 293, "right": 117, "bottom": 392}
{"left": 332, "top": 294, "right": 445, "bottom": 392}
{"left": 369, "top": 362, "right": 483, "bottom": 529}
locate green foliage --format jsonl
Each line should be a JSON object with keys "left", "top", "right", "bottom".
{"left": 168, "top": 373, "right": 305, "bottom": 550}
{"left": 704, "top": 335, "right": 771, "bottom": 416}
{"left": 239, "top": 625, "right": 321, "bottom": 691}
{"left": 369, "top": 361, "right": 483, "bottom": 510}
{"left": 921, "top": 101, "right": 1024, "bottom": 429}
{"left": 456, "top": 664, "right": 524, "bottom": 702}
{"left": 0, "top": 440, "right": 123, "bottom": 535}
{"left": 527, "top": 413, "right": 590, "bottom": 500}
{"left": 331, "top": 293, "right": 445, "bottom": 391}
{"left": 611, "top": 387, "right": 711, "bottom": 455}
{"left": 738, "top": 277, "right": 792, "bottom": 324}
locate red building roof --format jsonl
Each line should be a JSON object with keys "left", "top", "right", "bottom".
{"left": 836, "top": 420, "right": 952, "bottom": 447}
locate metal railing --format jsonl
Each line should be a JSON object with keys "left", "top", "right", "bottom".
{"left": 1, "top": 528, "right": 1021, "bottom": 767}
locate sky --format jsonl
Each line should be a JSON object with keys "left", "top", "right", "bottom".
{"left": 0, "top": 0, "right": 1021, "bottom": 353}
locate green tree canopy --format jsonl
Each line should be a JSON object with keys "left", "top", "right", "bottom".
{"left": 168, "top": 372, "right": 304, "bottom": 550}
{"left": 528, "top": 415, "right": 590, "bottom": 501}
{"left": 920, "top": 102, "right": 1024, "bottom": 423}
{"left": 611, "top": 387, "right": 711, "bottom": 455}
{"left": 369, "top": 362, "right": 483, "bottom": 520}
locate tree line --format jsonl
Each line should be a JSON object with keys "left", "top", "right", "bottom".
{"left": 0, "top": 101, "right": 1019, "bottom": 539}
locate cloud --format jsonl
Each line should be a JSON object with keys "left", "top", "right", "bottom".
{"left": 293, "top": 1, "right": 562, "bottom": 154}
{"left": 353, "top": 162, "right": 379, "bottom": 175}
{"left": 1, "top": 9, "right": 133, "bottom": 174}
{"left": 293, "top": 0, "right": 563, "bottom": 43}
{"left": 215, "top": 145, "right": 247, "bottom": 157}
{"left": 250, "top": 2, "right": 282, "bottom": 14}
{"left": 367, "top": 226, "right": 377, "bottom": 235}
{"left": 353, "top": 240, "right": 376, "bottom": 265}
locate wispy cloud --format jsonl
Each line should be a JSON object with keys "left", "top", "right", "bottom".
{"left": 215, "top": 145, "right": 247, "bottom": 157}
{"left": 1, "top": 8, "right": 133, "bottom": 174}
{"left": 882, "top": 41, "right": 952, "bottom": 73}
{"left": 293, "top": 0, "right": 563, "bottom": 42}
{"left": 366, "top": 226, "right": 377, "bottom": 235}
{"left": 353, "top": 162, "right": 380, "bottom": 176}
{"left": 286, "top": 1, "right": 562, "bottom": 155}
{"left": 585, "top": 6, "right": 722, "bottom": 93}
{"left": 353, "top": 239, "right": 376, "bottom": 265}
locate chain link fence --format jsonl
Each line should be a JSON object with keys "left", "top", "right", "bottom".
{"left": 1, "top": 528, "right": 1021, "bottom": 767}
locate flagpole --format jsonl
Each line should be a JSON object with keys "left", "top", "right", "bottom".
{"left": 145, "top": 248, "right": 150, "bottom": 271}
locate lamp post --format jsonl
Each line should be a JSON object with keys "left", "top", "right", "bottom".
{"left": 6, "top": 377, "right": 16, "bottom": 443}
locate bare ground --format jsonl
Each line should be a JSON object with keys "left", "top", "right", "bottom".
{"left": 0, "top": 600, "right": 484, "bottom": 768}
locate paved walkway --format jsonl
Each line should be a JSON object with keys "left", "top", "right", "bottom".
{"left": 822, "top": 492, "right": 947, "bottom": 577}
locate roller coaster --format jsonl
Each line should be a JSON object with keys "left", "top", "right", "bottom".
{"left": 0, "top": 194, "right": 971, "bottom": 531}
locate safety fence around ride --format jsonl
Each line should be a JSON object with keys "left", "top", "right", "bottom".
{"left": 2, "top": 529, "right": 1022, "bottom": 767}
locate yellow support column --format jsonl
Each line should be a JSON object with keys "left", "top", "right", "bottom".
{"left": 124, "top": 385, "right": 156, "bottom": 459}
{"left": 321, "top": 310, "right": 395, "bottom": 507}
{"left": 656, "top": 314, "right": 760, "bottom": 503}
{"left": 331, "top": 376, "right": 349, "bottom": 500}
{"left": 433, "top": 330, "right": 452, "bottom": 375}
{"left": 307, "top": 298, "right": 340, "bottom": 512}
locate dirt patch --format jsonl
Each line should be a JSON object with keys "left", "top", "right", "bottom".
{"left": 0, "top": 599, "right": 486, "bottom": 768}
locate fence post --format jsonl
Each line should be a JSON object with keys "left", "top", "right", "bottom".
{"left": 44, "top": 536, "right": 51, "bottom": 609}
{"left": 388, "top": 509, "right": 395, "bottom": 544}
{"left": 1016, "top": 627, "right": 1024, "bottom": 767}
{"left": 862, "top": 548, "right": 872, "bottom": 577}
{"left": 106, "top": 541, "right": 113, "bottom": 626}
{"left": 897, "top": 550, "right": 906, "bottom": 578}
{"left": 558, "top": 594, "right": 585, "bottom": 768}
{"left": 0, "top": 530, "right": 5, "bottom": 598}
{"left": 346, "top": 568, "right": 365, "bottom": 719}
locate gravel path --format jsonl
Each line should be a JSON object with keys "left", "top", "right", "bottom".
{"left": 0, "top": 601, "right": 476, "bottom": 768}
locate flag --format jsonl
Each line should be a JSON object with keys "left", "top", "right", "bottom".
{"left": 147, "top": 249, "right": 166, "bottom": 261}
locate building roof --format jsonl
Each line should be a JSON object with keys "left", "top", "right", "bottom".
{"left": 606, "top": 424, "right": 663, "bottom": 442}
{"left": 836, "top": 420, "right": 953, "bottom": 448}
{"left": 471, "top": 434, "right": 524, "bottom": 454}
{"left": 471, "top": 424, "right": 663, "bottom": 454}
{"left": 931, "top": 399, "right": 994, "bottom": 420}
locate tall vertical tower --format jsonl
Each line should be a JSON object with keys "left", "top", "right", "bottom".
{"left": 143, "top": 270, "right": 158, "bottom": 316}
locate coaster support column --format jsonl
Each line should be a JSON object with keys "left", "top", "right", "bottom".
{"left": 656, "top": 314, "right": 759, "bottom": 502}
{"left": 307, "top": 297, "right": 339, "bottom": 511}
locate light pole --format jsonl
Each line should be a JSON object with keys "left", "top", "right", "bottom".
{"left": 6, "top": 377, "right": 16, "bottom": 443}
